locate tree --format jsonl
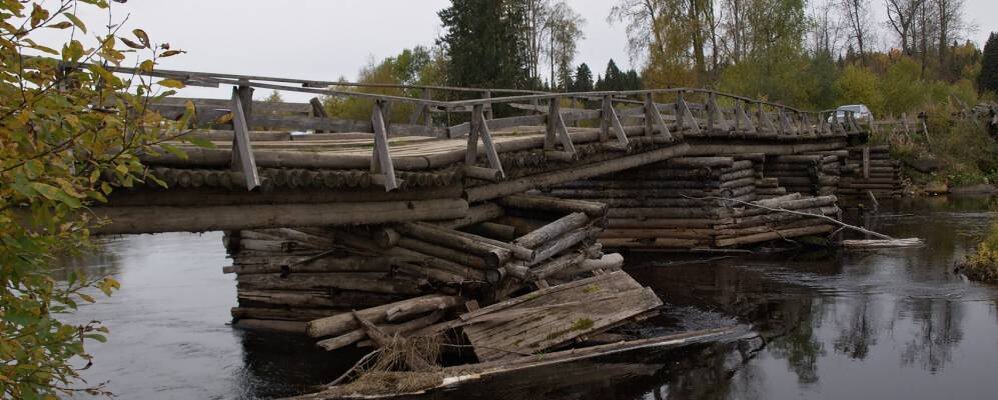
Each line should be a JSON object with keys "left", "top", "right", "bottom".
{"left": 264, "top": 90, "right": 284, "bottom": 103}
{"left": 571, "top": 63, "right": 594, "bottom": 92}
{"left": 886, "top": 0, "right": 921, "bottom": 55}
{"left": 438, "top": 0, "right": 530, "bottom": 89}
{"left": 545, "top": 1, "right": 585, "bottom": 91}
{"left": 840, "top": 0, "right": 873, "bottom": 63}
{"left": 0, "top": 1, "right": 191, "bottom": 397}
{"left": 979, "top": 33, "right": 998, "bottom": 94}
{"left": 324, "top": 46, "right": 445, "bottom": 123}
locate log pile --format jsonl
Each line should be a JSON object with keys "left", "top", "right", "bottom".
{"left": 223, "top": 195, "right": 659, "bottom": 362}
{"left": 763, "top": 154, "right": 841, "bottom": 196}
{"left": 541, "top": 157, "right": 842, "bottom": 249}
{"left": 838, "top": 145, "right": 903, "bottom": 198}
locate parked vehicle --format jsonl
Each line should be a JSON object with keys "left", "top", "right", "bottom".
{"left": 828, "top": 104, "right": 874, "bottom": 125}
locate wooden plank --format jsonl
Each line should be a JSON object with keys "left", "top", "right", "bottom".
{"left": 370, "top": 101, "right": 399, "bottom": 191}
{"left": 734, "top": 100, "right": 756, "bottom": 134}
{"left": 645, "top": 94, "right": 675, "bottom": 142}
{"left": 230, "top": 87, "right": 261, "bottom": 190}
{"left": 604, "top": 97, "right": 629, "bottom": 146}
{"left": 676, "top": 92, "right": 701, "bottom": 135}
{"left": 462, "top": 285, "right": 662, "bottom": 361}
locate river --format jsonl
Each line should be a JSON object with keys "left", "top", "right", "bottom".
{"left": 64, "top": 195, "right": 998, "bottom": 399}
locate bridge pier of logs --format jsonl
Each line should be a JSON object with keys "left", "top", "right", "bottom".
{"left": 74, "top": 62, "right": 908, "bottom": 387}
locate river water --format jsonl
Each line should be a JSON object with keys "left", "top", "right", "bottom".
{"left": 64, "top": 196, "right": 998, "bottom": 399}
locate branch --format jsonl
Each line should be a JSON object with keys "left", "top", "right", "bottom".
{"left": 681, "top": 195, "right": 895, "bottom": 240}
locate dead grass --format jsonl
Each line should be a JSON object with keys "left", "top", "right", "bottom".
{"left": 322, "top": 335, "right": 445, "bottom": 397}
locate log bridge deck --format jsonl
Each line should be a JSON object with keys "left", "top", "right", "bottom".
{"left": 92, "top": 65, "right": 868, "bottom": 235}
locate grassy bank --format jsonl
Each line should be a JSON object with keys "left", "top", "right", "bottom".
{"left": 958, "top": 221, "right": 998, "bottom": 282}
{"left": 874, "top": 111, "right": 998, "bottom": 192}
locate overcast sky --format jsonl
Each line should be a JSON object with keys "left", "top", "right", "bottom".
{"left": 52, "top": 0, "right": 998, "bottom": 100}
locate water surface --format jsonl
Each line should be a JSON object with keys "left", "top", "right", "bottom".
{"left": 65, "top": 196, "right": 998, "bottom": 399}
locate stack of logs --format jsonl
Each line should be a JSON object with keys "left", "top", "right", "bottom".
{"left": 763, "top": 154, "right": 842, "bottom": 197}
{"left": 838, "top": 145, "right": 903, "bottom": 198}
{"left": 223, "top": 195, "right": 659, "bottom": 360}
{"left": 542, "top": 156, "right": 842, "bottom": 249}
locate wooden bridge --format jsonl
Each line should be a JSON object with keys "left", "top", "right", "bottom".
{"left": 81, "top": 66, "right": 902, "bottom": 385}
{"left": 91, "top": 65, "right": 869, "bottom": 235}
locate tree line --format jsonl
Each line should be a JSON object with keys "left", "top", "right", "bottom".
{"left": 332, "top": 0, "right": 998, "bottom": 121}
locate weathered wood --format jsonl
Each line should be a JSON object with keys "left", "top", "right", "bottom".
{"left": 307, "top": 294, "right": 463, "bottom": 338}
{"left": 397, "top": 222, "right": 514, "bottom": 267}
{"left": 513, "top": 212, "right": 590, "bottom": 249}
{"left": 89, "top": 199, "right": 469, "bottom": 234}
{"left": 370, "top": 101, "right": 399, "bottom": 191}
{"left": 464, "top": 143, "right": 690, "bottom": 202}
{"left": 230, "top": 87, "right": 261, "bottom": 190}
{"left": 236, "top": 272, "right": 423, "bottom": 295}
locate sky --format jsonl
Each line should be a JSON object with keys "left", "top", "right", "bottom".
{"left": 41, "top": 0, "right": 998, "bottom": 101}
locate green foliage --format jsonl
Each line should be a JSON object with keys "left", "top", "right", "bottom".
{"left": 978, "top": 32, "right": 998, "bottom": 94}
{"left": 438, "top": 0, "right": 530, "bottom": 89}
{"left": 594, "top": 59, "right": 641, "bottom": 91}
{"left": 0, "top": 1, "right": 189, "bottom": 397}
{"left": 264, "top": 90, "right": 284, "bottom": 103}
{"left": 323, "top": 46, "right": 445, "bottom": 123}
{"left": 836, "top": 65, "right": 884, "bottom": 113}
{"left": 569, "top": 63, "right": 593, "bottom": 92}
{"left": 959, "top": 220, "right": 998, "bottom": 283}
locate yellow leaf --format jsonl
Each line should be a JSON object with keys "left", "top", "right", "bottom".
{"left": 158, "top": 79, "right": 186, "bottom": 89}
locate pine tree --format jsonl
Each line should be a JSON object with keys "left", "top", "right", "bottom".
{"left": 438, "top": 0, "right": 530, "bottom": 89}
{"left": 603, "top": 59, "right": 623, "bottom": 91}
{"left": 979, "top": 32, "right": 998, "bottom": 94}
{"left": 570, "top": 63, "right": 593, "bottom": 92}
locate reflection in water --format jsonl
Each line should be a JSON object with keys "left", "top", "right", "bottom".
{"left": 62, "top": 196, "right": 998, "bottom": 399}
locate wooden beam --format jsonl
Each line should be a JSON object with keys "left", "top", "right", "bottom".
{"left": 230, "top": 87, "right": 261, "bottom": 190}
{"left": 546, "top": 100, "right": 577, "bottom": 154}
{"left": 603, "top": 96, "right": 629, "bottom": 147}
{"left": 676, "top": 92, "right": 701, "bottom": 135}
{"left": 89, "top": 199, "right": 470, "bottom": 234}
{"left": 734, "top": 100, "right": 756, "bottom": 134}
{"left": 644, "top": 93, "right": 674, "bottom": 142}
{"left": 471, "top": 104, "right": 505, "bottom": 178}
{"left": 370, "top": 101, "right": 399, "bottom": 191}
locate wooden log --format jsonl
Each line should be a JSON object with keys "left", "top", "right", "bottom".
{"left": 316, "top": 309, "right": 445, "bottom": 351}
{"left": 307, "top": 294, "right": 462, "bottom": 338}
{"left": 385, "top": 246, "right": 488, "bottom": 282}
{"left": 397, "top": 222, "right": 513, "bottom": 267}
{"left": 513, "top": 212, "right": 590, "bottom": 249}
{"left": 600, "top": 228, "right": 715, "bottom": 240}
{"left": 465, "top": 222, "right": 517, "bottom": 241}
{"left": 464, "top": 143, "right": 691, "bottom": 202}
{"left": 434, "top": 203, "right": 504, "bottom": 229}
{"left": 528, "top": 250, "right": 587, "bottom": 280}
{"left": 230, "top": 306, "right": 343, "bottom": 321}
{"left": 551, "top": 253, "right": 625, "bottom": 279}
{"left": 396, "top": 237, "right": 489, "bottom": 269}
{"left": 607, "top": 218, "right": 731, "bottom": 229}
{"left": 236, "top": 273, "right": 424, "bottom": 295}
{"left": 232, "top": 319, "right": 306, "bottom": 334}
{"left": 599, "top": 238, "right": 701, "bottom": 248}
{"left": 715, "top": 224, "right": 834, "bottom": 247}
{"left": 464, "top": 165, "right": 503, "bottom": 182}
{"left": 90, "top": 199, "right": 469, "bottom": 234}
{"left": 227, "top": 256, "right": 394, "bottom": 275}
{"left": 498, "top": 194, "right": 608, "bottom": 218}
{"left": 237, "top": 289, "right": 401, "bottom": 308}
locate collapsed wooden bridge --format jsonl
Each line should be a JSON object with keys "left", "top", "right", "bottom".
{"left": 89, "top": 65, "right": 897, "bottom": 395}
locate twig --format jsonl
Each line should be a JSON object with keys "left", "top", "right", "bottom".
{"left": 327, "top": 349, "right": 383, "bottom": 387}
{"left": 682, "top": 195, "right": 895, "bottom": 240}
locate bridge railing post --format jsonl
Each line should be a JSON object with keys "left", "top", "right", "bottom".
{"left": 371, "top": 100, "right": 399, "bottom": 191}
{"left": 230, "top": 85, "right": 261, "bottom": 191}
{"left": 644, "top": 92, "right": 673, "bottom": 142}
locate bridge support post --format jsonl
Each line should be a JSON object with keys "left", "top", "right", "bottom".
{"left": 734, "top": 100, "right": 756, "bottom": 136}
{"left": 467, "top": 104, "right": 505, "bottom": 178}
{"left": 601, "top": 96, "right": 630, "bottom": 149}
{"left": 371, "top": 100, "right": 399, "bottom": 191}
{"left": 230, "top": 86, "right": 261, "bottom": 191}
{"left": 644, "top": 93, "right": 674, "bottom": 142}
{"left": 676, "top": 91, "right": 701, "bottom": 136}
{"left": 545, "top": 98, "right": 577, "bottom": 159}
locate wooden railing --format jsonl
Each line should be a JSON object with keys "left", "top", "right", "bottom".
{"left": 90, "top": 63, "right": 867, "bottom": 193}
